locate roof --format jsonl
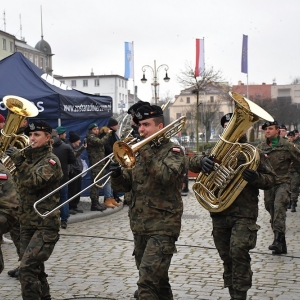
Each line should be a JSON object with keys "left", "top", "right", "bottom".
{"left": 35, "top": 38, "right": 52, "bottom": 55}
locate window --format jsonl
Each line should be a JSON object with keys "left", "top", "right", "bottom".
{"left": 119, "top": 79, "right": 121, "bottom": 87}
{"left": 187, "top": 97, "right": 190, "bottom": 103}
{"left": 95, "top": 79, "right": 99, "bottom": 86}
{"left": 23, "top": 52, "right": 28, "bottom": 58}
{"left": 83, "top": 80, "right": 88, "bottom": 87}
{"left": 29, "top": 53, "right": 33, "bottom": 62}
{"left": 9, "top": 41, "right": 14, "bottom": 52}
{"left": 176, "top": 113, "right": 181, "bottom": 119}
{"left": 60, "top": 80, "right": 65, "bottom": 84}
{"left": 278, "top": 89, "right": 290, "bottom": 97}
{"left": 40, "top": 57, "right": 44, "bottom": 69}
{"left": 122, "top": 80, "right": 124, "bottom": 88}
{"left": 119, "top": 93, "right": 121, "bottom": 100}
{"left": 294, "top": 90, "right": 300, "bottom": 97}
{"left": 186, "top": 112, "right": 191, "bottom": 119}
{"left": 2, "top": 38, "right": 6, "bottom": 50}
{"left": 71, "top": 80, "right": 76, "bottom": 87}
{"left": 34, "top": 56, "right": 38, "bottom": 66}
{"left": 210, "top": 96, "right": 214, "bottom": 102}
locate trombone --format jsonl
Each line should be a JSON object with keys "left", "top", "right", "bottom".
{"left": 33, "top": 116, "right": 186, "bottom": 218}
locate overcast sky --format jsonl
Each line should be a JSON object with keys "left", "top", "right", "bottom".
{"left": 2, "top": 0, "right": 299, "bottom": 102}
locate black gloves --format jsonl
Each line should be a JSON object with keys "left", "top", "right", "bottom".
{"left": 109, "top": 162, "right": 122, "bottom": 178}
{"left": 242, "top": 169, "right": 258, "bottom": 183}
{"left": 201, "top": 157, "right": 214, "bottom": 173}
{"left": 5, "top": 147, "right": 17, "bottom": 157}
{"left": 5, "top": 147, "right": 25, "bottom": 165}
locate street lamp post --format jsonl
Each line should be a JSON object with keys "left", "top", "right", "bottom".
{"left": 141, "top": 60, "right": 170, "bottom": 105}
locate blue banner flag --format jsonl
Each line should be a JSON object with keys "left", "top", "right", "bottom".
{"left": 241, "top": 35, "right": 248, "bottom": 74}
{"left": 124, "top": 42, "right": 134, "bottom": 79}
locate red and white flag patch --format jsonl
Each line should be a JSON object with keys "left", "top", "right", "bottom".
{"left": 172, "top": 148, "right": 181, "bottom": 153}
{"left": 49, "top": 159, "right": 56, "bottom": 165}
{"left": 0, "top": 173, "right": 8, "bottom": 180}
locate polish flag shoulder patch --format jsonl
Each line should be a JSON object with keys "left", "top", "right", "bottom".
{"left": 0, "top": 173, "right": 8, "bottom": 180}
{"left": 49, "top": 159, "right": 56, "bottom": 165}
{"left": 172, "top": 147, "right": 181, "bottom": 153}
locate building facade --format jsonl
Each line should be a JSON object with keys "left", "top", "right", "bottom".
{"left": 54, "top": 73, "right": 129, "bottom": 114}
{"left": 0, "top": 30, "right": 15, "bottom": 60}
{"left": 169, "top": 83, "right": 232, "bottom": 140}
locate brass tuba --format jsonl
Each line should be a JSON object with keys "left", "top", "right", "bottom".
{"left": 0, "top": 95, "right": 39, "bottom": 173}
{"left": 192, "top": 92, "right": 274, "bottom": 213}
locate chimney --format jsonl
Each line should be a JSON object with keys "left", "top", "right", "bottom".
{"left": 238, "top": 80, "right": 242, "bottom": 85}
{"left": 262, "top": 82, "right": 266, "bottom": 85}
{"left": 91, "top": 68, "right": 94, "bottom": 76}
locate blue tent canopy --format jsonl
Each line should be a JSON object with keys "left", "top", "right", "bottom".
{"left": 0, "top": 52, "right": 114, "bottom": 196}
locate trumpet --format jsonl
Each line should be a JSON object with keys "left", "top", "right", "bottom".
{"left": 33, "top": 116, "right": 186, "bottom": 218}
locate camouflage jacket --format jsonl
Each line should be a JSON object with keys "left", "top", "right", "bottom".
{"left": 257, "top": 136, "right": 300, "bottom": 183}
{"left": 11, "top": 144, "right": 63, "bottom": 230}
{"left": 86, "top": 130, "right": 111, "bottom": 167}
{"left": 0, "top": 162, "right": 20, "bottom": 220}
{"left": 188, "top": 149, "right": 275, "bottom": 219}
{"left": 111, "top": 140, "right": 185, "bottom": 239}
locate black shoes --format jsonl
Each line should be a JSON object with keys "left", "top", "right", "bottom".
{"left": 61, "top": 221, "right": 67, "bottom": 229}
{"left": 69, "top": 209, "right": 77, "bottom": 215}
{"left": 8, "top": 266, "right": 19, "bottom": 279}
{"left": 115, "top": 197, "right": 122, "bottom": 203}
{"left": 91, "top": 203, "right": 107, "bottom": 212}
{"left": 291, "top": 201, "right": 297, "bottom": 212}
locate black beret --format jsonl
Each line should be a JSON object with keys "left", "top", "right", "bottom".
{"left": 133, "top": 105, "right": 163, "bottom": 124}
{"left": 287, "top": 131, "right": 295, "bottom": 137}
{"left": 107, "top": 118, "right": 118, "bottom": 127}
{"left": 220, "top": 113, "right": 233, "bottom": 128}
{"left": 127, "top": 101, "right": 150, "bottom": 115}
{"left": 279, "top": 124, "right": 287, "bottom": 130}
{"left": 24, "top": 120, "right": 52, "bottom": 136}
{"left": 262, "top": 120, "right": 279, "bottom": 130}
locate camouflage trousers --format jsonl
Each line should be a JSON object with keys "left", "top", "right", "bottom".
{"left": 264, "top": 182, "right": 289, "bottom": 233}
{"left": 0, "top": 210, "right": 19, "bottom": 274}
{"left": 133, "top": 234, "right": 176, "bottom": 300}
{"left": 212, "top": 216, "right": 260, "bottom": 299}
{"left": 290, "top": 171, "right": 300, "bottom": 202}
{"left": 19, "top": 229, "right": 59, "bottom": 300}
{"left": 90, "top": 165, "right": 105, "bottom": 203}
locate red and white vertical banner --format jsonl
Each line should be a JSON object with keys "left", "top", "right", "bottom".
{"left": 195, "top": 38, "right": 204, "bottom": 77}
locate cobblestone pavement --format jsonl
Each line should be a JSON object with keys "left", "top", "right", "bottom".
{"left": 1, "top": 188, "right": 300, "bottom": 300}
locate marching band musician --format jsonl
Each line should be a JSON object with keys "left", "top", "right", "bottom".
{"left": 258, "top": 121, "right": 300, "bottom": 255}
{"left": 109, "top": 104, "right": 186, "bottom": 300}
{"left": 5, "top": 120, "right": 63, "bottom": 300}
{"left": 188, "top": 113, "right": 276, "bottom": 300}
{"left": 0, "top": 161, "right": 20, "bottom": 274}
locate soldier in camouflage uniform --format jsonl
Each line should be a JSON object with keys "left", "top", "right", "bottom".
{"left": 86, "top": 123, "right": 112, "bottom": 211}
{"left": 6, "top": 120, "right": 63, "bottom": 300}
{"left": 188, "top": 113, "right": 276, "bottom": 300}
{"left": 286, "top": 131, "right": 300, "bottom": 212}
{"left": 110, "top": 105, "right": 186, "bottom": 300}
{"left": 257, "top": 121, "right": 300, "bottom": 255}
{"left": 0, "top": 162, "right": 20, "bottom": 274}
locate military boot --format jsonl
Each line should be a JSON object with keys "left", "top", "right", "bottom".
{"left": 268, "top": 232, "right": 276, "bottom": 250}
{"left": 91, "top": 200, "right": 106, "bottom": 211}
{"left": 291, "top": 201, "right": 297, "bottom": 212}
{"left": 273, "top": 234, "right": 287, "bottom": 255}
{"left": 7, "top": 266, "right": 19, "bottom": 277}
{"left": 287, "top": 200, "right": 291, "bottom": 209}
{"left": 133, "top": 289, "right": 138, "bottom": 298}
{"left": 269, "top": 231, "right": 283, "bottom": 253}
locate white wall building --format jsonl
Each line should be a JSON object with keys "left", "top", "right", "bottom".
{"left": 54, "top": 73, "right": 129, "bottom": 114}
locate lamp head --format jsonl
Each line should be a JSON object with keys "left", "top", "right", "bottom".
{"left": 163, "top": 72, "right": 170, "bottom": 82}
{"left": 141, "top": 73, "right": 147, "bottom": 83}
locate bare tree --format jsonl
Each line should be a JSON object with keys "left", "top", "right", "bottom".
{"left": 177, "top": 61, "right": 229, "bottom": 150}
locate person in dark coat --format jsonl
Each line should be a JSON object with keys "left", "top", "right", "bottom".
{"left": 68, "top": 131, "right": 86, "bottom": 214}
{"left": 52, "top": 130, "right": 76, "bottom": 229}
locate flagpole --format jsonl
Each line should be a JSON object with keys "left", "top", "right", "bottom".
{"left": 246, "top": 36, "right": 248, "bottom": 98}
{"left": 132, "top": 41, "right": 136, "bottom": 103}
